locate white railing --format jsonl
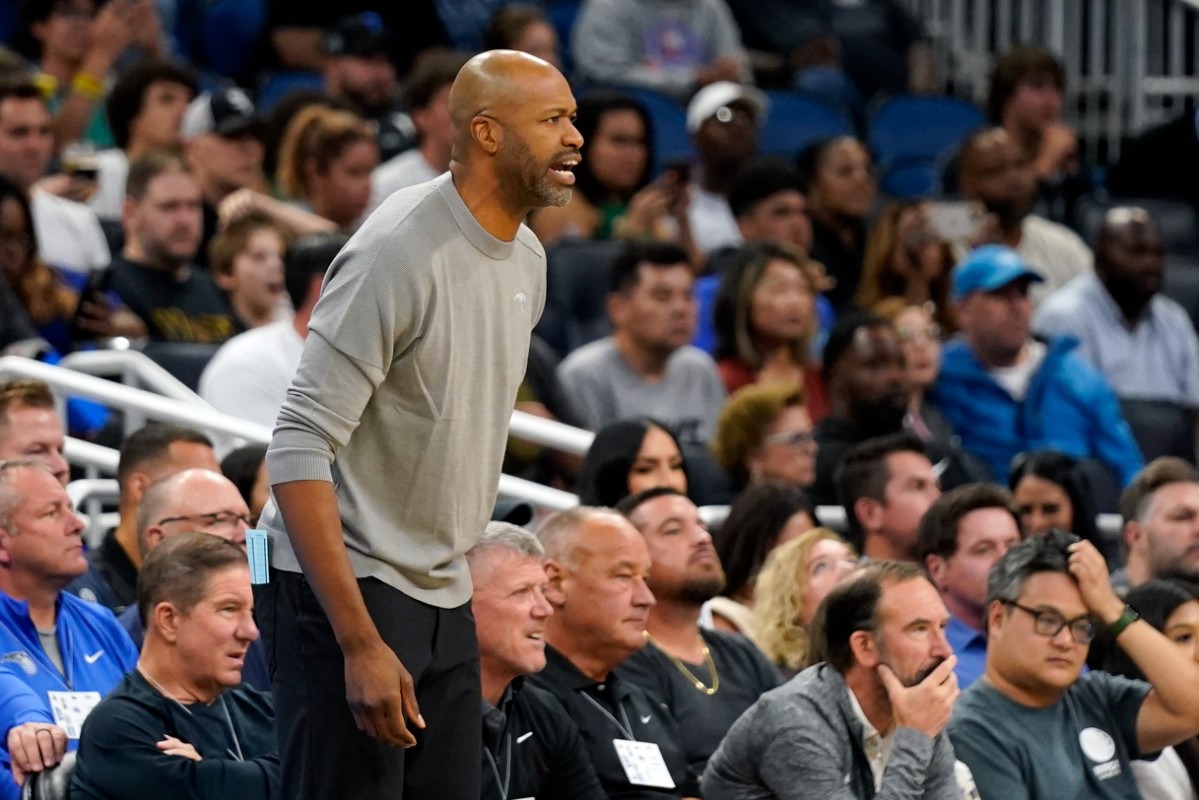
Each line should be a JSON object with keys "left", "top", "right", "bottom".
{"left": 901, "top": 0, "right": 1199, "bottom": 163}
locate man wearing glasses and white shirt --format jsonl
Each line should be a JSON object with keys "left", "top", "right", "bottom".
{"left": 949, "top": 530, "right": 1199, "bottom": 799}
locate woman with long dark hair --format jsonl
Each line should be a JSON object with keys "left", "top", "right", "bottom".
{"left": 1008, "top": 450, "right": 1105, "bottom": 558}
{"left": 575, "top": 418, "right": 688, "bottom": 507}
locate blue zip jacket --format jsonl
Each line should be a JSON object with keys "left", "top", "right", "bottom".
{"left": 930, "top": 337, "right": 1144, "bottom": 486}
{"left": 0, "top": 591, "right": 137, "bottom": 800}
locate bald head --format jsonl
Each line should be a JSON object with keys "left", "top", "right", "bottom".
{"left": 448, "top": 49, "right": 565, "bottom": 153}
{"left": 138, "top": 468, "right": 251, "bottom": 555}
{"left": 1094, "top": 206, "right": 1164, "bottom": 305}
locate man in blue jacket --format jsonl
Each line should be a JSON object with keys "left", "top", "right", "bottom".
{"left": 0, "top": 461, "right": 138, "bottom": 798}
{"left": 931, "top": 245, "right": 1143, "bottom": 486}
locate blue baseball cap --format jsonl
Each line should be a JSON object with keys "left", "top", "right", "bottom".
{"left": 951, "top": 245, "right": 1044, "bottom": 302}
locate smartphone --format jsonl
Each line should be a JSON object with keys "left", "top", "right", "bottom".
{"left": 662, "top": 160, "right": 691, "bottom": 184}
{"left": 926, "top": 201, "right": 985, "bottom": 242}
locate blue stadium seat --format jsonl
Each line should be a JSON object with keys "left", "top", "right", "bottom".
{"left": 256, "top": 71, "right": 325, "bottom": 115}
{"left": 545, "top": 0, "right": 583, "bottom": 75}
{"left": 758, "top": 90, "right": 852, "bottom": 159}
{"left": 201, "top": 0, "right": 267, "bottom": 80}
{"left": 615, "top": 87, "right": 694, "bottom": 172}
{"left": 868, "top": 94, "right": 985, "bottom": 164}
{"left": 535, "top": 238, "right": 624, "bottom": 357}
{"left": 878, "top": 157, "right": 940, "bottom": 198}
{"left": 868, "top": 95, "right": 983, "bottom": 198}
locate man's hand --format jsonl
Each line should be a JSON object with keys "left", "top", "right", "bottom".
{"left": 157, "top": 735, "right": 202, "bottom": 762}
{"left": 879, "top": 655, "right": 960, "bottom": 739}
{"left": 344, "top": 638, "right": 425, "bottom": 748}
{"left": 7, "top": 723, "right": 67, "bottom": 785}
{"left": 73, "top": 294, "right": 148, "bottom": 340}
{"left": 1067, "top": 540, "right": 1125, "bottom": 625}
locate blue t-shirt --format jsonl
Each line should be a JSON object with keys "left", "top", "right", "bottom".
{"left": 948, "top": 671, "right": 1150, "bottom": 800}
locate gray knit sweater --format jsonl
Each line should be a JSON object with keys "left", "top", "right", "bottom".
{"left": 702, "top": 663, "right": 960, "bottom": 800}
{"left": 262, "top": 173, "right": 546, "bottom": 608}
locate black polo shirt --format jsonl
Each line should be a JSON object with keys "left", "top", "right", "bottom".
{"left": 529, "top": 646, "right": 692, "bottom": 799}
{"left": 617, "top": 629, "right": 781, "bottom": 785}
{"left": 481, "top": 678, "right": 605, "bottom": 800}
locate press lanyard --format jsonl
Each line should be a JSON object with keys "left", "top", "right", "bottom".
{"left": 580, "top": 690, "right": 637, "bottom": 741}
{"left": 483, "top": 736, "right": 511, "bottom": 800}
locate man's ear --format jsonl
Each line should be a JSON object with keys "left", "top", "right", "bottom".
{"left": 471, "top": 115, "right": 500, "bottom": 155}
{"left": 925, "top": 554, "right": 947, "bottom": 589}
{"left": 127, "top": 471, "right": 154, "bottom": 505}
{"left": 543, "top": 559, "right": 568, "bottom": 608}
{"left": 144, "top": 525, "right": 166, "bottom": 554}
{"left": 985, "top": 598, "right": 1007, "bottom": 636}
{"left": 605, "top": 292, "right": 627, "bottom": 328}
{"left": 855, "top": 497, "right": 883, "bottom": 534}
{"left": 151, "top": 601, "right": 183, "bottom": 644}
{"left": 1122, "top": 520, "right": 1143, "bottom": 554}
{"left": 849, "top": 630, "right": 880, "bottom": 668}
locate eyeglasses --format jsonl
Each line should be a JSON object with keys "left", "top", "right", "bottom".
{"left": 1002, "top": 600, "right": 1096, "bottom": 644}
{"left": 897, "top": 324, "right": 941, "bottom": 343}
{"left": 157, "top": 511, "right": 253, "bottom": 530}
{"left": 762, "top": 429, "right": 817, "bottom": 449}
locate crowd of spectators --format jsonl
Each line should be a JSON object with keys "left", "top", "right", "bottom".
{"left": 0, "top": 0, "right": 1198, "bottom": 798}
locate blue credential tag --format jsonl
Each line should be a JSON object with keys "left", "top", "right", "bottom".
{"left": 246, "top": 529, "right": 269, "bottom": 584}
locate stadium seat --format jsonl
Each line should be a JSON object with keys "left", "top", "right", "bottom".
{"left": 877, "top": 158, "right": 940, "bottom": 198}
{"left": 200, "top": 0, "right": 267, "bottom": 81}
{"left": 535, "top": 238, "right": 624, "bottom": 358}
{"left": 868, "top": 95, "right": 985, "bottom": 198}
{"left": 21, "top": 751, "right": 75, "bottom": 800}
{"left": 141, "top": 342, "right": 222, "bottom": 392}
{"left": 545, "top": 0, "right": 583, "bottom": 75}
{"left": 1163, "top": 253, "right": 1199, "bottom": 335}
{"left": 758, "top": 90, "right": 852, "bottom": 159}
{"left": 256, "top": 71, "right": 326, "bottom": 115}
{"left": 1119, "top": 398, "right": 1196, "bottom": 463}
{"left": 614, "top": 88, "right": 694, "bottom": 173}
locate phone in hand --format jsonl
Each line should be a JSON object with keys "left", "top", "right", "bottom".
{"left": 926, "top": 201, "right": 985, "bottom": 242}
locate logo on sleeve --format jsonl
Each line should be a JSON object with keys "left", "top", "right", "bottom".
{"left": 514, "top": 292, "right": 528, "bottom": 314}
{"left": 1079, "top": 727, "right": 1121, "bottom": 780}
{"left": 1, "top": 651, "right": 36, "bottom": 676}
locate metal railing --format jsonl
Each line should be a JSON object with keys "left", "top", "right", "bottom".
{"left": 901, "top": 0, "right": 1199, "bottom": 163}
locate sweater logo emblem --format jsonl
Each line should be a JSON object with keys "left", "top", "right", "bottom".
{"left": 517, "top": 732, "right": 533, "bottom": 743}
{"left": 84, "top": 650, "right": 104, "bottom": 664}
{"left": 514, "top": 292, "right": 528, "bottom": 313}
{"left": 1, "top": 651, "right": 36, "bottom": 675}
{"left": 1079, "top": 728, "right": 1115, "bottom": 762}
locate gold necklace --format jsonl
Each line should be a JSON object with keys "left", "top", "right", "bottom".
{"left": 646, "top": 633, "right": 720, "bottom": 696}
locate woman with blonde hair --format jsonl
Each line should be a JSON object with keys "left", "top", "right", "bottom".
{"left": 752, "top": 528, "right": 858, "bottom": 676}
{"left": 276, "top": 105, "right": 379, "bottom": 231}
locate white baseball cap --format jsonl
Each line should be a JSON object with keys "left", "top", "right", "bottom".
{"left": 685, "top": 81, "right": 769, "bottom": 134}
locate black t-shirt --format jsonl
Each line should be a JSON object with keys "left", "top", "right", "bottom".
{"left": 616, "top": 629, "right": 780, "bottom": 783}
{"left": 102, "top": 256, "right": 239, "bottom": 343}
{"left": 481, "top": 679, "right": 606, "bottom": 800}
{"left": 530, "top": 646, "right": 691, "bottom": 799}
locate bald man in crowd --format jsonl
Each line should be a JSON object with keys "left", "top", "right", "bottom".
{"left": 1035, "top": 207, "right": 1199, "bottom": 411}
{"left": 259, "top": 50, "right": 581, "bottom": 799}
{"left": 958, "top": 127, "right": 1092, "bottom": 301}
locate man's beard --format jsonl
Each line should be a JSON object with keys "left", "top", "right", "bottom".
{"left": 497, "top": 133, "right": 572, "bottom": 209}
{"left": 677, "top": 573, "right": 727, "bottom": 606}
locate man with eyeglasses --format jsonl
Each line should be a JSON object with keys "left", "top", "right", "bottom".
{"left": 112, "top": 469, "right": 269, "bottom": 692}
{"left": 948, "top": 529, "right": 1199, "bottom": 799}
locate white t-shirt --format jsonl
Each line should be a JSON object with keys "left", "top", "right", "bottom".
{"left": 87, "top": 149, "right": 129, "bottom": 221}
{"left": 1018, "top": 215, "right": 1093, "bottom": 303}
{"left": 371, "top": 149, "right": 441, "bottom": 208}
{"left": 988, "top": 339, "right": 1047, "bottom": 401}
{"left": 687, "top": 183, "right": 742, "bottom": 255}
{"left": 199, "top": 320, "right": 305, "bottom": 427}
{"left": 31, "top": 188, "right": 111, "bottom": 274}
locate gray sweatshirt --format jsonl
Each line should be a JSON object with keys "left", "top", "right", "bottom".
{"left": 261, "top": 173, "right": 546, "bottom": 608}
{"left": 702, "top": 663, "right": 960, "bottom": 800}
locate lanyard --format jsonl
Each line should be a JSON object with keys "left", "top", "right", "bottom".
{"left": 580, "top": 690, "right": 637, "bottom": 741}
{"left": 138, "top": 664, "right": 244, "bottom": 761}
{"left": 483, "top": 736, "right": 511, "bottom": 800}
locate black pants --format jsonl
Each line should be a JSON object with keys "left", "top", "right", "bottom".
{"left": 260, "top": 570, "right": 481, "bottom": 800}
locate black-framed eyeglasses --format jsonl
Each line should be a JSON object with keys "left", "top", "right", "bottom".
{"left": 157, "top": 511, "right": 253, "bottom": 529}
{"left": 762, "top": 429, "right": 817, "bottom": 449}
{"left": 1002, "top": 600, "right": 1095, "bottom": 644}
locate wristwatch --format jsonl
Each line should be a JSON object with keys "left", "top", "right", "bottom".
{"left": 1108, "top": 605, "right": 1141, "bottom": 638}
